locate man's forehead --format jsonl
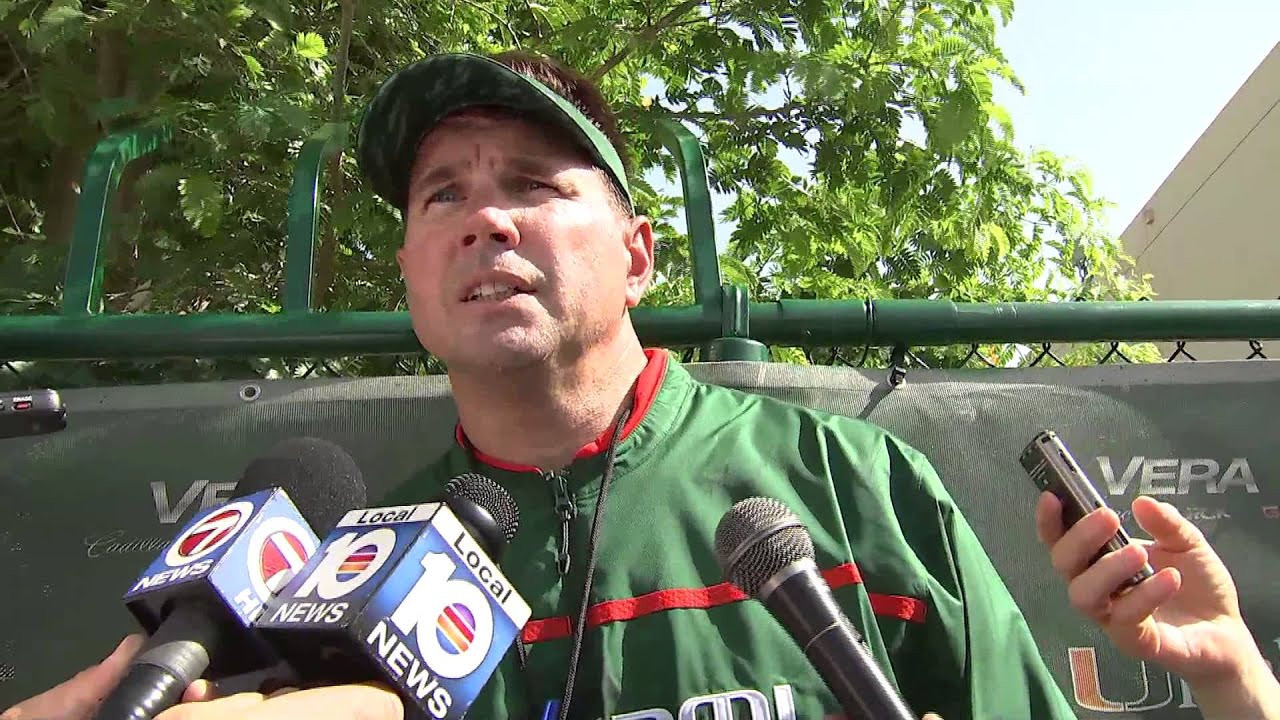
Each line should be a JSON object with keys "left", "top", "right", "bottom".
{"left": 411, "top": 113, "right": 595, "bottom": 180}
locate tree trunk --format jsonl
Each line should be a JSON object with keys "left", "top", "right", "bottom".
{"left": 46, "top": 27, "right": 127, "bottom": 249}
{"left": 94, "top": 26, "right": 134, "bottom": 300}
{"left": 43, "top": 142, "right": 91, "bottom": 250}
{"left": 312, "top": 0, "right": 358, "bottom": 310}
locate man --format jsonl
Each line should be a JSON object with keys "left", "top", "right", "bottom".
{"left": 361, "top": 50, "right": 1074, "bottom": 720}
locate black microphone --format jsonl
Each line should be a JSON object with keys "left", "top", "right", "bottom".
{"left": 441, "top": 472, "right": 521, "bottom": 559}
{"left": 255, "top": 472, "right": 526, "bottom": 719}
{"left": 714, "top": 497, "right": 916, "bottom": 720}
{"left": 95, "top": 437, "right": 368, "bottom": 720}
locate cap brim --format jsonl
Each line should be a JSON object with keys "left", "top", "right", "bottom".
{"left": 356, "top": 53, "right": 631, "bottom": 212}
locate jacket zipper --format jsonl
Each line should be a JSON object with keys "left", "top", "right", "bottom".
{"left": 544, "top": 470, "right": 575, "bottom": 576}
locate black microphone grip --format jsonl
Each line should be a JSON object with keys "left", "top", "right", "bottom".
{"left": 95, "top": 665, "right": 185, "bottom": 720}
{"left": 760, "top": 563, "right": 916, "bottom": 720}
{"left": 95, "top": 605, "right": 222, "bottom": 720}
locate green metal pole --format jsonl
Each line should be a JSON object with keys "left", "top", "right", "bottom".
{"left": 701, "top": 284, "right": 771, "bottom": 361}
{"left": 654, "top": 119, "right": 722, "bottom": 308}
{"left": 9, "top": 299, "right": 1280, "bottom": 362}
{"left": 284, "top": 123, "right": 348, "bottom": 313}
{"left": 867, "top": 299, "right": 1280, "bottom": 345}
{"left": 0, "top": 305, "right": 718, "bottom": 360}
{"left": 61, "top": 125, "right": 173, "bottom": 316}
{"left": 746, "top": 298, "right": 1280, "bottom": 346}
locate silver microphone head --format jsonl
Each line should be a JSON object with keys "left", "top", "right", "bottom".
{"left": 713, "top": 497, "right": 815, "bottom": 597}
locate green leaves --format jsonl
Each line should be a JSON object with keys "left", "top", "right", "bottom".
{"left": 29, "top": 2, "right": 86, "bottom": 51}
{"left": 293, "top": 32, "right": 327, "bottom": 60}
{"left": 928, "top": 88, "right": 983, "bottom": 154}
{"left": 178, "top": 175, "right": 225, "bottom": 237}
{"left": 240, "top": 51, "right": 265, "bottom": 78}
{"left": 0, "top": 0, "right": 1153, "bottom": 379}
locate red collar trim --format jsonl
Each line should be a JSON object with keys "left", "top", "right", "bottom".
{"left": 454, "top": 348, "right": 670, "bottom": 473}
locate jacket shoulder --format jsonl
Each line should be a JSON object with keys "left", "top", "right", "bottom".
{"left": 689, "top": 375, "right": 914, "bottom": 452}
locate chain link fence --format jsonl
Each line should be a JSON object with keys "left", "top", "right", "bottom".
{"left": 2, "top": 337, "right": 1273, "bottom": 392}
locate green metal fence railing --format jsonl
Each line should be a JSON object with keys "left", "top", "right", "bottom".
{"left": 5, "top": 121, "right": 1280, "bottom": 365}
{"left": 9, "top": 299, "right": 1280, "bottom": 362}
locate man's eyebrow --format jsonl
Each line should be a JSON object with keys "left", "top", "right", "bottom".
{"left": 506, "top": 155, "right": 562, "bottom": 176}
{"left": 409, "top": 154, "right": 573, "bottom": 197}
{"left": 409, "top": 164, "right": 458, "bottom": 198}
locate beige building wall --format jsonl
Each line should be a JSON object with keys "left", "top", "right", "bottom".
{"left": 1118, "top": 42, "right": 1280, "bottom": 361}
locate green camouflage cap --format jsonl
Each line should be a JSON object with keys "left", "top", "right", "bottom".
{"left": 356, "top": 52, "right": 633, "bottom": 213}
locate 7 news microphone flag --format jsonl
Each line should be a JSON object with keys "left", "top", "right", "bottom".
{"left": 255, "top": 491, "right": 528, "bottom": 720}
{"left": 95, "top": 438, "right": 367, "bottom": 720}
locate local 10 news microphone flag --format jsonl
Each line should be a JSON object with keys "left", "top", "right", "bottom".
{"left": 255, "top": 473, "right": 529, "bottom": 720}
{"left": 99, "top": 437, "right": 368, "bottom": 720}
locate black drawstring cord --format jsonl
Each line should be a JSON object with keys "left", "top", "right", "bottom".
{"left": 557, "top": 400, "right": 632, "bottom": 720}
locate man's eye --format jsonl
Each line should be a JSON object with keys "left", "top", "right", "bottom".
{"left": 428, "top": 187, "right": 458, "bottom": 204}
{"left": 523, "top": 179, "right": 552, "bottom": 192}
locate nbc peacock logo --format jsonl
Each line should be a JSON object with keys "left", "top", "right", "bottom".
{"left": 436, "top": 602, "right": 477, "bottom": 654}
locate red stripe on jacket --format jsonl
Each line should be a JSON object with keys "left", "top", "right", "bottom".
{"left": 520, "top": 562, "right": 928, "bottom": 645}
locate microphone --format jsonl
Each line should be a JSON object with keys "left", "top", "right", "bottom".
{"left": 96, "top": 437, "right": 368, "bottom": 720}
{"left": 256, "top": 472, "right": 529, "bottom": 720}
{"left": 714, "top": 497, "right": 916, "bottom": 720}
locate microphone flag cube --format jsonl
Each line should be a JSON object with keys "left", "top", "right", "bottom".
{"left": 256, "top": 502, "right": 531, "bottom": 720}
{"left": 122, "top": 488, "right": 320, "bottom": 674}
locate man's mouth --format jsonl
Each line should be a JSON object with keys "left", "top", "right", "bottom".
{"left": 464, "top": 282, "right": 535, "bottom": 303}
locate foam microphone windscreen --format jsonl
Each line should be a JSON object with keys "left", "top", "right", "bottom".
{"left": 237, "top": 437, "right": 367, "bottom": 534}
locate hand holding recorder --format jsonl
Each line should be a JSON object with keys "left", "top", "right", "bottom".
{"left": 1027, "top": 431, "right": 1280, "bottom": 720}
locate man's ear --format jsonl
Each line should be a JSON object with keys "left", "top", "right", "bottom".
{"left": 623, "top": 215, "right": 655, "bottom": 308}
{"left": 395, "top": 245, "right": 408, "bottom": 280}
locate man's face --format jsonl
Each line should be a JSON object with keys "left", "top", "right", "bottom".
{"left": 397, "top": 110, "right": 652, "bottom": 372}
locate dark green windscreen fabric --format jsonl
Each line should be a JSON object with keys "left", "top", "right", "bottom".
{"left": 1, "top": 360, "right": 1275, "bottom": 718}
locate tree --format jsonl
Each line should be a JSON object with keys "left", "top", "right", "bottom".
{"left": 0, "top": 0, "right": 1153, "bottom": 389}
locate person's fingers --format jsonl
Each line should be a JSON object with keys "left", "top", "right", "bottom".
{"left": 104, "top": 634, "right": 146, "bottom": 666}
{"left": 181, "top": 680, "right": 217, "bottom": 703}
{"left": 155, "top": 692, "right": 267, "bottom": 720}
{"left": 1066, "top": 543, "right": 1151, "bottom": 621}
{"left": 1035, "top": 492, "right": 1065, "bottom": 546}
{"left": 2, "top": 635, "right": 146, "bottom": 720}
{"left": 922, "top": 714, "right": 944, "bottom": 720}
{"left": 1108, "top": 567, "right": 1181, "bottom": 626}
{"left": 248, "top": 684, "right": 403, "bottom": 720}
{"left": 1049, "top": 506, "right": 1121, "bottom": 580}
{"left": 1131, "top": 497, "right": 1204, "bottom": 553}
{"left": 265, "top": 686, "right": 299, "bottom": 699}
{"left": 66, "top": 634, "right": 146, "bottom": 704}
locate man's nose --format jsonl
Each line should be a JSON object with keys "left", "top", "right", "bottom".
{"left": 460, "top": 206, "right": 520, "bottom": 248}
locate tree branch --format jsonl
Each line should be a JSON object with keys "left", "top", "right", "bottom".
{"left": 329, "top": 0, "right": 357, "bottom": 120}
{"left": 0, "top": 183, "right": 21, "bottom": 233}
{"left": 3, "top": 35, "right": 33, "bottom": 94}
{"left": 589, "top": 0, "right": 705, "bottom": 81}
{"left": 460, "top": 0, "right": 521, "bottom": 47}
{"left": 314, "top": 0, "right": 358, "bottom": 309}
{"left": 0, "top": 66, "right": 21, "bottom": 91}
{"left": 521, "top": 0, "right": 545, "bottom": 39}
{"left": 636, "top": 99, "right": 807, "bottom": 123}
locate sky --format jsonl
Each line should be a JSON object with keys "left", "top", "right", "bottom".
{"left": 993, "top": 0, "right": 1280, "bottom": 238}
{"left": 651, "top": 2, "right": 1280, "bottom": 249}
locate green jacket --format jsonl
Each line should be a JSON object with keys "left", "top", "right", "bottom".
{"left": 381, "top": 351, "right": 1076, "bottom": 720}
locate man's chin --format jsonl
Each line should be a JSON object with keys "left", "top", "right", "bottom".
{"left": 444, "top": 337, "right": 556, "bottom": 373}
